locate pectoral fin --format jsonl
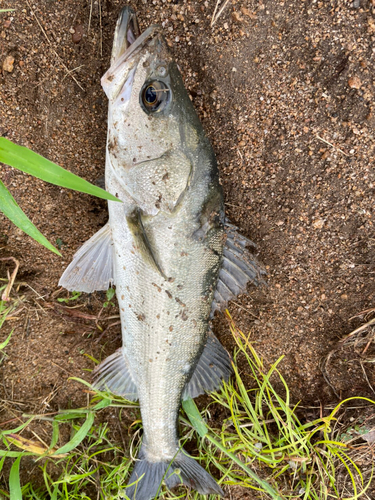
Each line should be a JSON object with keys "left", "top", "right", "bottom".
{"left": 59, "top": 223, "right": 115, "bottom": 292}
{"left": 127, "top": 209, "right": 166, "bottom": 279}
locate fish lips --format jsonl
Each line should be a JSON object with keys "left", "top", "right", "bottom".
{"left": 102, "top": 8, "right": 165, "bottom": 100}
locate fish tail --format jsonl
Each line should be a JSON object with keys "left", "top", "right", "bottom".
{"left": 125, "top": 445, "right": 223, "bottom": 499}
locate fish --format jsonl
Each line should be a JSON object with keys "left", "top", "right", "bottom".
{"left": 59, "top": 7, "right": 265, "bottom": 500}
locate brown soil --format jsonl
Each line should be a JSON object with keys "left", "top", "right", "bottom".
{"left": 1, "top": 0, "right": 374, "bottom": 497}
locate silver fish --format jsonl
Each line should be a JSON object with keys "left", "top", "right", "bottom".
{"left": 60, "top": 7, "right": 265, "bottom": 499}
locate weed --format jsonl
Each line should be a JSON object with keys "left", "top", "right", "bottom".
{"left": 57, "top": 292, "right": 82, "bottom": 304}
{"left": 0, "top": 313, "right": 373, "bottom": 499}
{"left": 0, "top": 138, "right": 119, "bottom": 254}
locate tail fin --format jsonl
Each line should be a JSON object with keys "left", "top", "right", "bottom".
{"left": 125, "top": 445, "right": 223, "bottom": 500}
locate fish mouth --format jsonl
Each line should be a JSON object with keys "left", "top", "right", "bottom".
{"left": 110, "top": 7, "right": 140, "bottom": 65}
{"left": 102, "top": 7, "right": 163, "bottom": 95}
{"left": 109, "top": 7, "right": 162, "bottom": 69}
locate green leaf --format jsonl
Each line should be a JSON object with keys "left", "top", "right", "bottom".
{"left": 9, "top": 455, "right": 22, "bottom": 500}
{"left": 0, "top": 180, "right": 61, "bottom": 256}
{"left": 182, "top": 398, "right": 208, "bottom": 438}
{"left": 0, "top": 138, "right": 120, "bottom": 202}
{"left": 53, "top": 412, "right": 95, "bottom": 454}
{"left": 0, "top": 330, "right": 13, "bottom": 350}
{"left": 106, "top": 287, "right": 115, "bottom": 301}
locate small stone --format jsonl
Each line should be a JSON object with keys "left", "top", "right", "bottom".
{"left": 241, "top": 7, "right": 257, "bottom": 19}
{"left": 348, "top": 76, "right": 361, "bottom": 89}
{"left": 232, "top": 11, "right": 243, "bottom": 23}
{"left": 72, "top": 24, "right": 84, "bottom": 44}
{"left": 313, "top": 219, "right": 324, "bottom": 229}
{"left": 2, "top": 55, "right": 14, "bottom": 72}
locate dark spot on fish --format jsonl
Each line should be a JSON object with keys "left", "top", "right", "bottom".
{"left": 123, "top": 266, "right": 126, "bottom": 270}
{"left": 162, "top": 172, "right": 169, "bottom": 181}
{"left": 180, "top": 251, "right": 188, "bottom": 256}
{"left": 152, "top": 283, "right": 162, "bottom": 292}
{"left": 209, "top": 363, "right": 214, "bottom": 368}
{"left": 149, "top": 358, "right": 153, "bottom": 362}
{"left": 137, "top": 313, "right": 146, "bottom": 321}
{"left": 167, "top": 277, "right": 174, "bottom": 283}
{"left": 107, "top": 75, "right": 114, "bottom": 82}
{"left": 175, "top": 297, "right": 186, "bottom": 307}
{"left": 156, "top": 314, "right": 160, "bottom": 319}
{"left": 181, "top": 310, "right": 188, "bottom": 321}
{"left": 121, "top": 307, "right": 124, "bottom": 311}
{"left": 128, "top": 304, "right": 132, "bottom": 308}
{"left": 177, "top": 284, "right": 183, "bottom": 289}
{"left": 121, "top": 295, "right": 124, "bottom": 300}
{"left": 169, "top": 326, "right": 173, "bottom": 332}
{"left": 165, "top": 290, "right": 172, "bottom": 299}
{"left": 133, "top": 158, "right": 136, "bottom": 162}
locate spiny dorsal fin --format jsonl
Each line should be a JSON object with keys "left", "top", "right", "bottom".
{"left": 59, "top": 222, "right": 115, "bottom": 292}
{"left": 182, "top": 332, "right": 232, "bottom": 400}
{"left": 211, "top": 221, "right": 266, "bottom": 314}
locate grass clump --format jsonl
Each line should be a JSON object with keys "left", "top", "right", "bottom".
{"left": 0, "top": 312, "right": 374, "bottom": 499}
{"left": 0, "top": 137, "right": 120, "bottom": 255}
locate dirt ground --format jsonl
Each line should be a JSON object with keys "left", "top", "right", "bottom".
{"left": 1, "top": 0, "right": 374, "bottom": 496}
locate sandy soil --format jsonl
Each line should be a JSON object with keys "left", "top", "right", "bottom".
{"left": 1, "top": 0, "right": 374, "bottom": 496}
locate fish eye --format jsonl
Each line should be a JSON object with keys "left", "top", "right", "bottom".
{"left": 140, "top": 80, "right": 171, "bottom": 114}
{"left": 144, "top": 85, "right": 157, "bottom": 105}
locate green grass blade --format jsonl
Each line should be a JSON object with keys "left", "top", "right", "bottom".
{"left": 53, "top": 412, "right": 95, "bottom": 454}
{"left": 0, "top": 138, "right": 120, "bottom": 202}
{"left": 182, "top": 398, "right": 208, "bottom": 438}
{"left": 9, "top": 455, "right": 22, "bottom": 500}
{"left": 0, "top": 330, "right": 13, "bottom": 350}
{"left": 0, "top": 180, "right": 61, "bottom": 256}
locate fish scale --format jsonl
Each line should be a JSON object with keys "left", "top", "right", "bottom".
{"left": 59, "top": 7, "right": 265, "bottom": 499}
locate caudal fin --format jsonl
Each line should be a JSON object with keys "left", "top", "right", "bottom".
{"left": 125, "top": 445, "right": 223, "bottom": 500}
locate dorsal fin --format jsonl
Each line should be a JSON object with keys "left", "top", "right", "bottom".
{"left": 182, "top": 332, "right": 232, "bottom": 400}
{"left": 211, "top": 222, "right": 266, "bottom": 314}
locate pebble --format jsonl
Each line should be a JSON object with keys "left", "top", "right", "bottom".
{"left": 72, "top": 25, "right": 84, "bottom": 44}
{"left": 348, "top": 76, "right": 362, "bottom": 89}
{"left": 2, "top": 55, "right": 14, "bottom": 72}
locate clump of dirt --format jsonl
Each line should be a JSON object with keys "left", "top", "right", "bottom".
{"left": 1, "top": 0, "right": 374, "bottom": 496}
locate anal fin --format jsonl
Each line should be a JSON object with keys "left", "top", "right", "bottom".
{"left": 211, "top": 221, "right": 266, "bottom": 314}
{"left": 59, "top": 222, "right": 114, "bottom": 293}
{"left": 182, "top": 332, "right": 232, "bottom": 400}
{"left": 92, "top": 348, "right": 138, "bottom": 401}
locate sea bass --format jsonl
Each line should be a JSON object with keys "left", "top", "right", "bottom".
{"left": 60, "top": 7, "right": 264, "bottom": 499}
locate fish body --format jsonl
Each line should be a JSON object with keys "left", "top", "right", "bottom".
{"left": 60, "top": 8, "right": 265, "bottom": 499}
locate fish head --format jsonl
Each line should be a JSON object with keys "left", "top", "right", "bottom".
{"left": 102, "top": 8, "right": 217, "bottom": 215}
{"left": 103, "top": 8, "right": 183, "bottom": 172}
